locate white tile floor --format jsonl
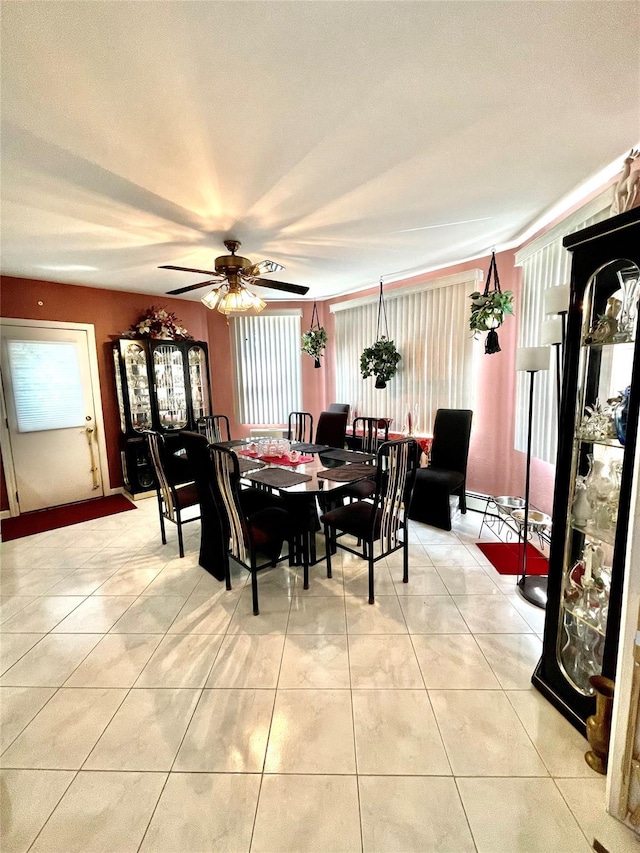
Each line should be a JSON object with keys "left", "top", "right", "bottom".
{"left": 1, "top": 498, "right": 638, "bottom": 852}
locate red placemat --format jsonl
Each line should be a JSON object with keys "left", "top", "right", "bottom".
{"left": 238, "top": 450, "right": 312, "bottom": 466}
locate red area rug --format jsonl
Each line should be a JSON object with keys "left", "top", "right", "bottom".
{"left": 477, "top": 541, "right": 548, "bottom": 576}
{"left": 1, "top": 494, "right": 136, "bottom": 542}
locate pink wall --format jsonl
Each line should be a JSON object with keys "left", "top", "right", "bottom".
{"left": 324, "top": 252, "right": 556, "bottom": 514}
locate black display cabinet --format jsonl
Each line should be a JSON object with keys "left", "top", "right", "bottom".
{"left": 113, "top": 338, "right": 212, "bottom": 494}
{"left": 533, "top": 208, "right": 640, "bottom": 734}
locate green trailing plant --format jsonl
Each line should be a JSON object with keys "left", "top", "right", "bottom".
{"left": 301, "top": 326, "right": 328, "bottom": 361}
{"left": 469, "top": 250, "right": 514, "bottom": 354}
{"left": 468, "top": 289, "right": 514, "bottom": 333}
{"left": 360, "top": 336, "right": 401, "bottom": 388}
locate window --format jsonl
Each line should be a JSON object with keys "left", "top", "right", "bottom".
{"left": 331, "top": 271, "right": 480, "bottom": 435}
{"left": 231, "top": 311, "right": 302, "bottom": 424}
{"left": 514, "top": 190, "right": 612, "bottom": 463}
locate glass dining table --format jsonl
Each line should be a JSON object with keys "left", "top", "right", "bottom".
{"left": 216, "top": 439, "right": 378, "bottom": 565}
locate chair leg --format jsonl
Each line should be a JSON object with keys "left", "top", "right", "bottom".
{"left": 402, "top": 532, "right": 409, "bottom": 584}
{"left": 250, "top": 560, "right": 259, "bottom": 615}
{"left": 157, "top": 497, "right": 167, "bottom": 545}
{"left": 303, "top": 531, "right": 310, "bottom": 590}
{"left": 459, "top": 487, "right": 467, "bottom": 514}
{"left": 323, "top": 524, "right": 333, "bottom": 579}
{"left": 224, "top": 556, "right": 232, "bottom": 591}
{"left": 176, "top": 513, "right": 185, "bottom": 558}
{"left": 368, "top": 546, "right": 375, "bottom": 605}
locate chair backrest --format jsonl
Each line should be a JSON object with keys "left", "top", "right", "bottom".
{"left": 209, "top": 444, "right": 250, "bottom": 566}
{"left": 197, "top": 414, "right": 231, "bottom": 444}
{"left": 328, "top": 403, "right": 350, "bottom": 417}
{"left": 180, "top": 431, "right": 229, "bottom": 580}
{"left": 430, "top": 409, "right": 473, "bottom": 474}
{"left": 373, "top": 438, "right": 419, "bottom": 556}
{"left": 144, "top": 430, "right": 178, "bottom": 520}
{"left": 287, "top": 411, "right": 314, "bottom": 444}
{"left": 353, "top": 416, "right": 389, "bottom": 454}
{"left": 315, "top": 411, "right": 348, "bottom": 448}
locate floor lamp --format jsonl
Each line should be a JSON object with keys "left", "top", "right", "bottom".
{"left": 544, "top": 284, "right": 570, "bottom": 415}
{"left": 516, "top": 346, "right": 550, "bottom": 608}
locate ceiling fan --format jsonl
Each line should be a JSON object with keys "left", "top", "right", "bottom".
{"left": 160, "top": 240, "right": 309, "bottom": 314}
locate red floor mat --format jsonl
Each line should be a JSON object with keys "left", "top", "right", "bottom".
{"left": 1, "top": 495, "right": 136, "bottom": 542}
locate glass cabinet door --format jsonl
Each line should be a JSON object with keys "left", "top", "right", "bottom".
{"left": 188, "top": 345, "right": 210, "bottom": 420}
{"left": 122, "top": 342, "right": 152, "bottom": 432}
{"left": 152, "top": 344, "right": 188, "bottom": 430}
{"left": 559, "top": 260, "right": 639, "bottom": 693}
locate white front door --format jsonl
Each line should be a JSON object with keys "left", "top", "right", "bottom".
{"left": 1, "top": 324, "right": 104, "bottom": 513}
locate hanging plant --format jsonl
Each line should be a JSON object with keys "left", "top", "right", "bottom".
{"left": 360, "top": 279, "right": 401, "bottom": 388}
{"left": 301, "top": 302, "right": 327, "bottom": 367}
{"left": 360, "top": 337, "right": 401, "bottom": 388}
{"left": 469, "top": 251, "right": 514, "bottom": 354}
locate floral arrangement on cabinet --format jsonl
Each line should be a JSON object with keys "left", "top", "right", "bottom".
{"left": 126, "top": 306, "right": 192, "bottom": 340}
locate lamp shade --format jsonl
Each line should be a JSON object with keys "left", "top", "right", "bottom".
{"left": 516, "top": 346, "right": 550, "bottom": 372}
{"left": 541, "top": 317, "right": 563, "bottom": 345}
{"left": 544, "top": 284, "right": 570, "bottom": 315}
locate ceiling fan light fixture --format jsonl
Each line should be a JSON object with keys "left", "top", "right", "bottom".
{"left": 200, "top": 283, "right": 266, "bottom": 315}
{"left": 200, "top": 286, "right": 223, "bottom": 311}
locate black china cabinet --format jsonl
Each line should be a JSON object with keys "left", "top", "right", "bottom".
{"left": 113, "top": 338, "right": 212, "bottom": 494}
{"left": 533, "top": 208, "right": 640, "bottom": 734}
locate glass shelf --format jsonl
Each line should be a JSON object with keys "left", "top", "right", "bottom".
{"left": 562, "top": 601, "right": 606, "bottom": 637}
{"left": 581, "top": 338, "right": 636, "bottom": 349}
{"left": 570, "top": 522, "right": 617, "bottom": 548}
{"left": 576, "top": 437, "right": 624, "bottom": 449}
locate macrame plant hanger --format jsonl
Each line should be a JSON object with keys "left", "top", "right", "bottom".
{"left": 484, "top": 250, "right": 503, "bottom": 355}
{"left": 376, "top": 278, "right": 389, "bottom": 342}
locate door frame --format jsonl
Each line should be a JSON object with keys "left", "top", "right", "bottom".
{"left": 0, "top": 318, "right": 111, "bottom": 517}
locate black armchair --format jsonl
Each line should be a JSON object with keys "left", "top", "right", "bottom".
{"left": 408, "top": 409, "right": 473, "bottom": 530}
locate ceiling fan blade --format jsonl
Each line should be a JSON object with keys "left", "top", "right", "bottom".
{"left": 166, "top": 278, "right": 221, "bottom": 295}
{"left": 159, "top": 264, "right": 218, "bottom": 275}
{"left": 249, "top": 259, "right": 285, "bottom": 276}
{"left": 253, "top": 277, "right": 309, "bottom": 295}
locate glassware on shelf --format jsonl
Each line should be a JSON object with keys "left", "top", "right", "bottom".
{"left": 613, "top": 268, "right": 639, "bottom": 342}
{"left": 584, "top": 455, "right": 616, "bottom": 532}
{"left": 615, "top": 386, "right": 630, "bottom": 445}
{"left": 584, "top": 296, "right": 622, "bottom": 344}
{"left": 571, "top": 476, "right": 591, "bottom": 527}
{"left": 579, "top": 399, "right": 618, "bottom": 441}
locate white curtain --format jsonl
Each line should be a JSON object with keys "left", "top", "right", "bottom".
{"left": 332, "top": 273, "right": 478, "bottom": 435}
{"left": 514, "top": 192, "right": 611, "bottom": 463}
{"left": 231, "top": 312, "right": 302, "bottom": 424}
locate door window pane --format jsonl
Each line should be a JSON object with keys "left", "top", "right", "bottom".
{"left": 6, "top": 340, "right": 85, "bottom": 432}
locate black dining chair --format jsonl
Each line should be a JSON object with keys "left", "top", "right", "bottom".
{"left": 315, "top": 410, "right": 348, "bottom": 448}
{"left": 343, "top": 416, "right": 390, "bottom": 501}
{"left": 209, "top": 444, "right": 306, "bottom": 615}
{"left": 197, "top": 414, "right": 231, "bottom": 444}
{"left": 328, "top": 402, "right": 350, "bottom": 417}
{"left": 408, "top": 408, "right": 473, "bottom": 530}
{"left": 320, "top": 438, "right": 418, "bottom": 604}
{"left": 144, "top": 429, "right": 200, "bottom": 558}
{"left": 287, "top": 411, "right": 314, "bottom": 444}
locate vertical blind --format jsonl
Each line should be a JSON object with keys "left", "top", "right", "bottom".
{"left": 514, "top": 194, "right": 611, "bottom": 463}
{"left": 231, "top": 312, "right": 302, "bottom": 424}
{"left": 332, "top": 275, "right": 478, "bottom": 435}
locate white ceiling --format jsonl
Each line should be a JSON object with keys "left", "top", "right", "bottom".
{"left": 1, "top": 1, "right": 639, "bottom": 303}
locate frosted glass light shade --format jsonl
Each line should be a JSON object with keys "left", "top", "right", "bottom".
{"left": 544, "top": 284, "right": 570, "bottom": 315}
{"left": 201, "top": 285, "right": 266, "bottom": 314}
{"left": 516, "top": 346, "right": 550, "bottom": 372}
{"left": 541, "top": 317, "right": 563, "bottom": 345}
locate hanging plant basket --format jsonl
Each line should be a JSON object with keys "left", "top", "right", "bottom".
{"left": 469, "top": 251, "right": 514, "bottom": 354}
{"left": 301, "top": 302, "right": 327, "bottom": 368}
{"left": 360, "top": 280, "right": 401, "bottom": 388}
